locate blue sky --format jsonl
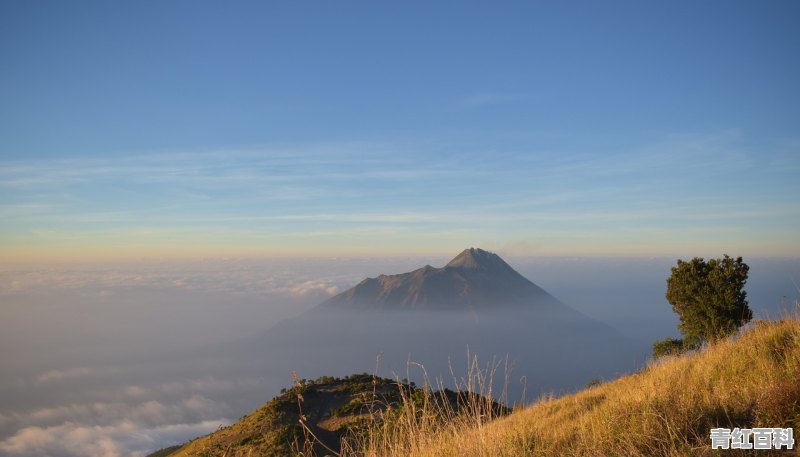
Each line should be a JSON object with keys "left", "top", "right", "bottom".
{"left": 1, "top": 1, "right": 799, "bottom": 262}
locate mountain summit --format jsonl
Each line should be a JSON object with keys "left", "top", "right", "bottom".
{"left": 321, "top": 248, "right": 558, "bottom": 311}
{"left": 444, "top": 247, "right": 510, "bottom": 270}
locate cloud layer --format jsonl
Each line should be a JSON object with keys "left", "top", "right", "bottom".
{"left": 0, "top": 258, "right": 439, "bottom": 456}
{"left": 1, "top": 257, "right": 797, "bottom": 456}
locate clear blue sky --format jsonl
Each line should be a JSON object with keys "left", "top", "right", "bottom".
{"left": 1, "top": 1, "right": 798, "bottom": 261}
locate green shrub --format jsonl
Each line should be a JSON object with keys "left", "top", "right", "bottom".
{"left": 652, "top": 337, "right": 685, "bottom": 359}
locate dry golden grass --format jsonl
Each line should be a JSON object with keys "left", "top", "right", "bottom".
{"left": 340, "top": 315, "right": 800, "bottom": 457}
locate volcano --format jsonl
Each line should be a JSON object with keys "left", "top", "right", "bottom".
{"left": 321, "top": 248, "right": 559, "bottom": 310}
{"left": 238, "top": 248, "right": 649, "bottom": 400}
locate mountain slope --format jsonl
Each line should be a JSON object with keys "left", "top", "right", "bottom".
{"left": 155, "top": 374, "right": 403, "bottom": 457}
{"left": 321, "top": 248, "right": 559, "bottom": 310}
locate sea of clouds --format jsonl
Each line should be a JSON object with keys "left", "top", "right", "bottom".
{"left": 0, "top": 256, "right": 797, "bottom": 457}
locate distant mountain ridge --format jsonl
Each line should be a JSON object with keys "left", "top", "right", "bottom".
{"left": 321, "top": 248, "right": 559, "bottom": 310}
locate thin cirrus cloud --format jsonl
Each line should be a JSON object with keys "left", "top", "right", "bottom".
{"left": 0, "top": 133, "right": 798, "bottom": 260}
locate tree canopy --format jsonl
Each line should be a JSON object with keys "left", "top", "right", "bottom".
{"left": 665, "top": 255, "right": 752, "bottom": 348}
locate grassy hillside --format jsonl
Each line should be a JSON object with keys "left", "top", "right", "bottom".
{"left": 154, "top": 372, "right": 507, "bottom": 457}
{"left": 343, "top": 316, "right": 799, "bottom": 456}
{"left": 156, "top": 315, "right": 799, "bottom": 457}
{"left": 156, "top": 373, "right": 403, "bottom": 457}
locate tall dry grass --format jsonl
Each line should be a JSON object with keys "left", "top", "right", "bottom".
{"left": 330, "top": 313, "right": 800, "bottom": 457}
{"left": 335, "top": 355, "right": 511, "bottom": 457}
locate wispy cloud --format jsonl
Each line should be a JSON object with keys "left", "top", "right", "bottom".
{"left": 1, "top": 133, "right": 798, "bottom": 259}
{"left": 0, "top": 260, "right": 359, "bottom": 303}
{"left": 35, "top": 367, "right": 96, "bottom": 384}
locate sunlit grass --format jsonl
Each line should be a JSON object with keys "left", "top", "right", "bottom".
{"left": 339, "top": 313, "right": 800, "bottom": 457}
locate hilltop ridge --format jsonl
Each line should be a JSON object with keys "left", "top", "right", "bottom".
{"left": 156, "top": 374, "right": 401, "bottom": 457}
{"left": 151, "top": 374, "right": 508, "bottom": 457}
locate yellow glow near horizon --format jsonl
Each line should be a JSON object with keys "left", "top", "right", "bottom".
{"left": 3, "top": 228, "right": 797, "bottom": 266}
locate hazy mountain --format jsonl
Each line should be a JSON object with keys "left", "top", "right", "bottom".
{"left": 237, "top": 248, "right": 650, "bottom": 402}
{"left": 321, "top": 248, "right": 559, "bottom": 310}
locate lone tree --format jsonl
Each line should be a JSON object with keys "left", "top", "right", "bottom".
{"left": 653, "top": 255, "right": 752, "bottom": 357}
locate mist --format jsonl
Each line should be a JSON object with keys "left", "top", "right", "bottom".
{"left": 1, "top": 256, "right": 797, "bottom": 457}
